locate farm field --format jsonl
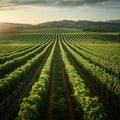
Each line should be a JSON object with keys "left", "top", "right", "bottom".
{"left": 0, "top": 29, "right": 120, "bottom": 120}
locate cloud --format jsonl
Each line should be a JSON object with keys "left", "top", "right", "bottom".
{"left": 0, "top": 0, "right": 120, "bottom": 10}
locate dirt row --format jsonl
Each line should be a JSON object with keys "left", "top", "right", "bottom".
{"left": 0, "top": 45, "right": 52, "bottom": 120}
{"left": 43, "top": 56, "right": 55, "bottom": 120}
{"left": 60, "top": 53, "right": 83, "bottom": 120}
{"left": 0, "top": 41, "right": 81, "bottom": 120}
{"left": 62, "top": 42, "right": 120, "bottom": 120}
{"left": 43, "top": 41, "right": 81, "bottom": 120}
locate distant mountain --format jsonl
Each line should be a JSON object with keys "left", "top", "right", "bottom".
{"left": 106, "top": 20, "right": 120, "bottom": 24}
{"left": 0, "top": 20, "right": 120, "bottom": 34}
{"left": 37, "top": 20, "right": 75, "bottom": 28}
{"left": 37, "top": 20, "right": 120, "bottom": 32}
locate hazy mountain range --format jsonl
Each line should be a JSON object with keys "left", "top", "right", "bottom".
{"left": 0, "top": 20, "right": 120, "bottom": 34}
{"left": 36, "top": 20, "right": 120, "bottom": 32}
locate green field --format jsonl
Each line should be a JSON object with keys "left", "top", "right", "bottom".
{"left": 0, "top": 29, "right": 120, "bottom": 120}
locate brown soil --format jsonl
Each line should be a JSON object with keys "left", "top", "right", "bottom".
{"left": 43, "top": 42, "right": 82, "bottom": 120}
{"left": 64, "top": 44, "right": 120, "bottom": 120}
{"left": 44, "top": 60, "right": 55, "bottom": 120}
{"left": 0, "top": 47, "right": 51, "bottom": 120}
{"left": 60, "top": 56, "right": 83, "bottom": 120}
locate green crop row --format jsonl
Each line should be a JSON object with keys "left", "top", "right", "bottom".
{"left": 0, "top": 44, "right": 39, "bottom": 64}
{"left": 64, "top": 35, "right": 120, "bottom": 77}
{"left": 0, "top": 41, "right": 52, "bottom": 103}
{"left": 0, "top": 33, "right": 52, "bottom": 58}
{"left": 0, "top": 33, "right": 53, "bottom": 64}
{"left": 63, "top": 41, "right": 120, "bottom": 104}
{"left": 0, "top": 45, "right": 32, "bottom": 58}
{"left": 69, "top": 33, "right": 120, "bottom": 67}
{"left": 16, "top": 41, "right": 56, "bottom": 120}
{"left": 0, "top": 40, "right": 51, "bottom": 79}
{"left": 59, "top": 40, "right": 107, "bottom": 120}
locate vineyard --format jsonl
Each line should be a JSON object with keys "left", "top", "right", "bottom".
{"left": 0, "top": 29, "right": 120, "bottom": 120}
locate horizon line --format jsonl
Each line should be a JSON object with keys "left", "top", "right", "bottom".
{"left": 0, "top": 19, "right": 120, "bottom": 25}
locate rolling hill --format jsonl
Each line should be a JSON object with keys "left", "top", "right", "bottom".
{"left": 37, "top": 20, "right": 120, "bottom": 32}
{"left": 0, "top": 20, "right": 120, "bottom": 34}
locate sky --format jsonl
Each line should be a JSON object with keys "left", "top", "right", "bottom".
{"left": 0, "top": 0, "right": 120, "bottom": 24}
